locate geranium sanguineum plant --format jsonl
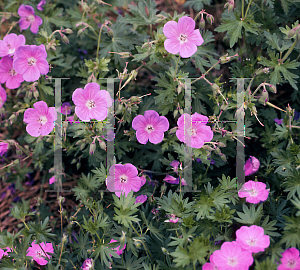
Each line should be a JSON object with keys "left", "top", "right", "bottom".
{"left": 72, "top": 82, "right": 112, "bottom": 121}
{"left": 244, "top": 156, "right": 260, "bottom": 176}
{"left": 106, "top": 163, "right": 144, "bottom": 197}
{"left": 23, "top": 101, "right": 57, "bottom": 137}
{"left": 18, "top": 4, "right": 43, "bottom": 34}
{"left": 132, "top": 110, "right": 169, "bottom": 144}
{"left": 0, "top": 33, "right": 26, "bottom": 57}
{"left": 26, "top": 240, "right": 54, "bottom": 265}
{"left": 13, "top": 45, "right": 49, "bottom": 82}
{"left": 176, "top": 112, "right": 213, "bottom": 148}
{"left": 163, "top": 16, "right": 204, "bottom": 58}
{"left": 238, "top": 180, "right": 269, "bottom": 204}
{"left": 278, "top": 247, "right": 300, "bottom": 270}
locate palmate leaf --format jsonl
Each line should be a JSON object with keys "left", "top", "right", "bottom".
{"left": 120, "top": 0, "right": 158, "bottom": 25}
{"left": 263, "top": 31, "right": 292, "bottom": 52}
{"left": 92, "top": 241, "right": 119, "bottom": 267}
{"left": 280, "top": 216, "right": 300, "bottom": 248}
{"left": 234, "top": 204, "right": 263, "bottom": 225}
{"left": 69, "top": 231, "right": 90, "bottom": 260}
{"left": 183, "top": 0, "right": 212, "bottom": 11}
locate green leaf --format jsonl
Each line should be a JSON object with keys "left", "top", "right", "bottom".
{"left": 234, "top": 204, "right": 263, "bottom": 225}
{"left": 183, "top": 0, "right": 212, "bottom": 11}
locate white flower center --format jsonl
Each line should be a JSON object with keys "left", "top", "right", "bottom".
{"left": 86, "top": 100, "right": 96, "bottom": 109}
{"left": 9, "top": 68, "right": 17, "bottom": 76}
{"left": 227, "top": 257, "right": 237, "bottom": 266}
{"left": 250, "top": 188, "right": 258, "bottom": 197}
{"left": 120, "top": 175, "right": 127, "bottom": 183}
{"left": 247, "top": 238, "right": 257, "bottom": 246}
{"left": 36, "top": 250, "right": 43, "bottom": 258}
{"left": 6, "top": 44, "right": 15, "bottom": 54}
{"left": 288, "top": 259, "right": 296, "bottom": 268}
{"left": 28, "top": 57, "right": 36, "bottom": 66}
{"left": 189, "top": 127, "right": 196, "bottom": 136}
{"left": 179, "top": 34, "right": 187, "bottom": 42}
{"left": 28, "top": 15, "right": 35, "bottom": 22}
{"left": 38, "top": 115, "right": 48, "bottom": 125}
{"left": 146, "top": 125, "right": 154, "bottom": 132}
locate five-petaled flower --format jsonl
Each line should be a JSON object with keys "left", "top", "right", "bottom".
{"left": 18, "top": 4, "right": 43, "bottom": 34}
{"left": 236, "top": 225, "right": 270, "bottom": 253}
{"left": 176, "top": 112, "right": 213, "bottom": 148}
{"left": 72, "top": 82, "right": 112, "bottom": 121}
{"left": 0, "top": 56, "right": 24, "bottom": 89}
{"left": 13, "top": 44, "right": 49, "bottom": 82}
{"left": 244, "top": 156, "right": 260, "bottom": 176}
{"left": 163, "top": 16, "right": 204, "bottom": 58}
{"left": 108, "top": 239, "right": 126, "bottom": 257}
{"left": 0, "top": 33, "right": 26, "bottom": 57}
{"left": 135, "top": 194, "right": 147, "bottom": 204}
{"left": 202, "top": 253, "right": 219, "bottom": 270}
{"left": 23, "top": 101, "right": 57, "bottom": 137}
{"left": 278, "top": 247, "right": 300, "bottom": 270}
{"left": 0, "top": 142, "right": 9, "bottom": 156}
{"left": 132, "top": 110, "right": 169, "bottom": 144}
{"left": 81, "top": 258, "right": 94, "bottom": 270}
{"left": 238, "top": 180, "right": 269, "bottom": 204}
{"left": 106, "top": 163, "right": 143, "bottom": 197}
{"left": 26, "top": 240, "right": 54, "bottom": 266}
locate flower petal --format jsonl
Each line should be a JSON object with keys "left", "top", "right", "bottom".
{"left": 164, "top": 38, "right": 180, "bottom": 55}
{"left": 177, "top": 16, "right": 195, "bottom": 35}
{"left": 179, "top": 41, "right": 197, "bottom": 58}
{"left": 136, "top": 129, "right": 149, "bottom": 144}
{"left": 163, "top": 21, "right": 178, "bottom": 39}
{"left": 188, "top": 29, "right": 204, "bottom": 46}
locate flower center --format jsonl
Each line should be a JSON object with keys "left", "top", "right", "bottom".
{"left": 9, "top": 68, "right": 16, "bottom": 76}
{"left": 28, "top": 57, "right": 36, "bottom": 66}
{"left": 86, "top": 100, "right": 96, "bottom": 109}
{"left": 227, "top": 257, "right": 237, "bottom": 266}
{"left": 179, "top": 34, "right": 187, "bottom": 42}
{"left": 120, "top": 175, "right": 127, "bottom": 183}
{"left": 189, "top": 127, "right": 196, "bottom": 136}
{"left": 28, "top": 15, "right": 35, "bottom": 22}
{"left": 247, "top": 238, "right": 257, "bottom": 246}
{"left": 146, "top": 125, "right": 154, "bottom": 132}
{"left": 36, "top": 250, "right": 43, "bottom": 258}
{"left": 38, "top": 115, "right": 48, "bottom": 125}
{"left": 288, "top": 259, "right": 296, "bottom": 268}
{"left": 250, "top": 188, "right": 258, "bottom": 197}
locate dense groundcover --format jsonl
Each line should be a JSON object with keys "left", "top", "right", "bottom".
{"left": 1, "top": 0, "right": 300, "bottom": 269}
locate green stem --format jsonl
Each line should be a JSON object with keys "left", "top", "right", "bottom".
{"left": 282, "top": 38, "right": 297, "bottom": 62}
{"left": 96, "top": 24, "right": 104, "bottom": 60}
{"left": 244, "top": 0, "right": 253, "bottom": 19}
{"left": 242, "top": 0, "right": 244, "bottom": 19}
{"left": 266, "top": 101, "right": 286, "bottom": 113}
{"left": 174, "top": 55, "right": 181, "bottom": 79}
{"left": 191, "top": 60, "right": 221, "bottom": 84}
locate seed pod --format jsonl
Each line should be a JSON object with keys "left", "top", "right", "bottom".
{"left": 220, "top": 54, "right": 230, "bottom": 64}
{"left": 268, "top": 84, "right": 276, "bottom": 93}
{"left": 199, "top": 18, "right": 205, "bottom": 30}
{"left": 64, "top": 29, "right": 73, "bottom": 34}
{"left": 262, "top": 89, "right": 269, "bottom": 103}
{"left": 77, "top": 28, "right": 85, "bottom": 36}
{"left": 206, "top": 14, "right": 214, "bottom": 24}
{"left": 99, "top": 141, "right": 106, "bottom": 150}
{"left": 288, "top": 28, "right": 297, "bottom": 39}
{"left": 61, "top": 34, "right": 69, "bottom": 44}
{"left": 33, "top": 90, "right": 39, "bottom": 99}
{"left": 107, "top": 29, "right": 114, "bottom": 37}
{"left": 220, "top": 153, "right": 227, "bottom": 162}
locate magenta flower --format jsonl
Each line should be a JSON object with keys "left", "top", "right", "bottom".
{"left": 236, "top": 225, "right": 270, "bottom": 253}
{"left": 278, "top": 248, "right": 300, "bottom": 270}
{"left": 0, "top": 85, "right": 7, "bottom": 108}
{"left": 37, "top": 0, "right": 46, "bottom": 11}
{"left": 81, "top": 258, "right": 94, "bottom": 270}
{"left": 72, "top": 82, "right": 112, "bottom": 121}
{"left": 0, "top": 33, "right": 26, "bottom": 57}
{"left": 238, "top": 180, "right": 269, "bottom": 204}
{"left": 13, "top": 45, "right": 49, "bottom": 82}
{"left": 0, "top": 247, "right": 12, "bottom": 260}
{"left": 49, "top": 176, "right": 57, "bottom": 185}
{"left": 108, "top": 239, "right": 126, "bottom": 257}
{"left": 135, "top": 194, "right": 147, "bottom": 204}
{"left": 18, "top": 4, "right": 43, "bottom": 34}
{"left": 181, "top": 178, "right": 187, "bottom": 186}
{"left": 203, "top": 253, "right": 218, "bottom": 270}
{"left": 163, "top": 175, "right": 179, "bottom": 184}
{"left": 163, "top": 16, "right": 204, "bottom": 58}
{"left": 140, "top": 175, "right": 147, "bottom": 186}
{"left": 170, "top": 160, "right": 180, "bottom": 174}
{"left": 0, "top": 56, "right": 24, "bottom": 89}
{"left": 106, "top": 163, "right": 143, "bottom": 197}
{"left": 213, "top": 241, "right": 253, "bottom": 270}
{"left": 0, "top": 142, "right": 9, "bottom": 156}
{"left": 244, "top": 156, "right": 260, "bottom": 176}
{"left": 164, "top": 214, "right": 181, "bottom": 223}
{"left": 26, "top": 240, "right": 54, "bottom": 266}
{"left": 132, "top": 110, "right": 169, "bottom": 144}
{"left": 176, "top": 113, "right": 213, "bottom": 148}
{"left": 274, "top": 118, "right": 284, "bottom": 125}
{"left": 23, "top": 101, "right": 57, "bottom": 137}
{"left": 61, "top": 102, "right": 72, "bottom": 115}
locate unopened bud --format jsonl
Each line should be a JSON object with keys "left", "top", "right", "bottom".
{"left": 120, "top": 231, "right": 126, "bottom": 244}
{"left": 177, "top": 84, "right": 182, "bottom": 94}
{"left": 268, "top": 84, "right": 276, "bottom": 93}
{"left": 77, "top": 28, "right": 85, "bottom": 36}
{"left": 160, "top": 184, "right": 167, "bottom": 193}
{"left": 134, "top": 240, "right": 141, "bottom": 248}
{"left": 119, "top": 52, "right": 131, "bottom": 58}
{"left": 107, "top": 29, "right": 114, "bottom": 37}
{"left": 262, "top": 89, "right": 269, "bottom": 103}
{"left": 220, "top": 153, "right": 227, "bottom": 162}
{"left": 169, "top": 127, "right": 178, "bottom": 134}
{"left": 131, "top": 70, "right": 138, "bottom": 80}
{"left": 220, "top": 54, "right": 230, "bottom": 64}
{"left": 61, "top": 34, "right": 69, "bottom": 44}
{"left": 89, "top": 142, "right": 96, "bottom": 154}
{"left": 130, "top": 96, "right": 140, "bottom": 103}
{"left": 199, "top": 18, "right": 205, "bottom": 30}
{"left": 224, "top": 0, "right": 234, "bottom": 12}
{"left": 33, "top": 90, "right": 39, "bottom": 99}
{"left": 9, "top": 114, "right": 16, "bottom": 124}
{"left": 179, "top": 109, "right": 183, "bottom": 115}
{"left": 64, "top": 29, "right": 73, "bottom": 34}
{"left": 214, "top": 147, "right": 221, "bottom": 155}
{"left": 161, "top": 247, "right": 168, "bottom": 255}
{"left": 173, "top": 109, "right": 178, "bottom": 118}
{"left": 206, "top": 14, "right": 214, "bottom": 24}
{"left": 218, "top": 142, "right": 226, "bottom": 148}
{"left": 288, "top": 28, "right": 297, "bottom": 39}
{"left": 99, "top": 141, "right": 106, "bottom": 150}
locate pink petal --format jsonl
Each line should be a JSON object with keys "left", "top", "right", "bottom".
{"left": 164, "top": 39, "right": 180, "bottom": 55}
{"left": 124, "top": 163, "right": 138, "bottom": 177}
{"left": 14, "top": 45, "right": 32, "bottom": 59}
{"left": 93, "top": 90, "right": 112, "bottom": 108}
{"left": 23, "top": 108, "right": 40, "bottom": 123}
{"left": 192, "top": 112, "right": 208, "bottom": 125}
{"left": 177, "top": 16, "right": 195, "bottom": 35}
{"left": 132, "top": 115, "right": 147, "bottom": 130}
{"left": 177, "top": 113, "right": 191, "bottom": 129}
{"left": 163, "top": 21, "right": 178, "bottom": 39}
{"left": 47, "top": 107, "right": 57, "bottom": 122}
{"left": 195, "top": 125, "right": 213, "bottom": 142}
{"left": 6, "top": 74, "right": 24, "bottom": 89}
{"left": 19, "top": 18, "right": 31, "bottom": 30}
{"left": 176, "top": 129, "right": 185, "bottom": 143}
{"left": 148, "top": 130, "right": 164, "bottom": 144}
{"left": 12, "top": 57, "right": 29, "bottom": 75}
{"left": 36, "top": 59, "right": 49, "bottom": 75}
{"left": 18, "top": 4, "right": 35, "bottom": 17}
{"left": 179, "top": 41, "right": 197, "bottom": 58}
{"left": 89, "top": 107, "right": 108, "bottom": 121}
{"left": 136, "top": 129, "right": 149, "bottom": 144}
{"left": 188, "top": 29, "right": 204, "bottom": 46}
{"left": 75, "top": 106, "right": 90, "bottom": 121}
{"left": 72, "top": 88, "right": 85, "bottom": 106}
{"left": 191, "top": 135, "right": 204, "bottom": 148}
{"left": 30, "top": 16, "right": 43, "bottom": 34}
{"left": 40, "top": 122, "right": 54, "bottom": 135}
{"left": 33, "top": 101, "right": 49, "bottom": 115}
{"left": 0, "top": 40, "right": 9, "bottom": 57}
{"left": 23, "top": 65, "right": 40, "bottom": 81}
{"left": 144, "top": 110, "right": 160, "bottom": 125}
{"left": 26, "top": 123, "right": 42, "bottom": 137}
{"left": 32, "top": 44, "right": 47, "bottom": 59}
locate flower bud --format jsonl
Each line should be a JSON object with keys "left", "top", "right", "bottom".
{"left": 130, "top": 96, "right": 140, "bottom": 103}
{"left": 206, "top": 14, "right": 214, "bottom": 24}
{"left": 161, "top": 247, "right": 168, "bottom": 255}
{"left": 179, "top": 109, "right": 183, "bottom": 115}
{"left": 267, "top": 84, "right": 276, "bottom": 93}
{"left": 134, "top": 240, "right": 141, "bottom": 248}
{"left": 9, "top": 114, "right": 16, "bottom": 124}
{"left": 120, "top": 231, "right": 126, "bottom": 244}
{"left": 262, "top": 89, "right": 269, "bottom": 103}
{"left": 224, "top": 0, "right": 234, "bottom": 12}
{"left": 173, "top": 109, "right": 178, "bottom": 118}
{"left": 199, "top": 18, "right": 205, "bottom": 30}
{"left": 61, "top": 34, "right": 69, "bottom": 44}
{"left": 160, "top": 184, "right": 167, "bottom": 193}
{"left": 89, "top": 142, "right": 96, "bottom": 154}
{"left": 211, "top": 83, "right": 220, "bottom": 92}
{"left": 33, "top": 90, "right": 39, "bottom": 99}
{"left": 288, "top": 28, "right": 297, "bottom": 39}
{"left": 218, "top": 142, "right": 226, "bottom": 148}
{"left": 99, "top": 141, "right": 106, "bottom": 150}
{"left": 77, "top": 28, "right": 85, "bottom": 36}
{"left": 64, "top": 29, "right": 73, "bottom": 34}
{"left": 214, "top": 147, "right": 221, "bottom": 155}
{"left": 107, "top": 28, "right": 114, "bottom": 37}
{"left": 169, "top": 127, "right": 178, "bottom": 134}
{"left": 220, "top": 153, "right": 227, "bottom": 162}
{"left": 220, "top": 54, "right": 230, "bottom": 64}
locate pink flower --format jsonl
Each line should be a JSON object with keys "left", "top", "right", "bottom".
{"left": 23, "top": 101, "right": 57, "bottom": 137}
{"left": 163, "top": 16, "right": 204, "bottom": 58}
{"left": 0, "top": 247, "right": 12, "bottom": 260}
{"left": 278, "top": 248, "right": 300, "bottom": 270}
{"left": 0, "top": 85, "right": 7, "bottom": 109}
{"left": 238, "top": 181, "right": 269, "bottom": 204}
{"left": 106, "top": 163, "right": 143, "bottom": 197}
{"left": 108, "top": 239, "right": 126, "bottom": 257}
{"left": 181, "top": 178, "right": 187, "bottom": 186}
{"left": 49, "top": 176, "right": 57, "bottom": 185}
{"left": 236, "top": 225, "right": 270, "bottom": 253}
{"left": 164, "top": 214, "right": 181, "bottom": 223}
{"left": 0, "top": 142, "right": 9, "bottom": 156}
{"left": 26, "top": 240, "right": 54, "bottom": 266}
{"left": 61, "top": 102, "right": 72, "bottom": 115}
{"left": 140, "top": 175, "right": 147, "bottom": 186}
{"left": 132, "top": 110, "right": 169, "bottom": 144}
{"left": 213, "top": 241, "right": 253, "bottom": 270}
{"left": 37, "top": 0, "right": 46, "bottom": 11}
{"left": 0, "top": 33, "right": 26, "bottom": 57}
{"left": 163, "top": 175, "right": 179, "bottom": 184}
{"left": 170, "top": 160, "right": 180, "bottom": 174}
{"left": 135, "top": 194, "right": 147, "bottom": 204}
{"left": 81, "top": 258, "right": 94, "bottom": 270}
{"left": 244, "top": 156, "right": 260, "bottom": 176}
{"left": 72, "top": 82, "right": 112, "bottom": 121}
{"left": 203, "top": 253, "right": 219, "bottom": 270}
{"left": 13, "top": 45, "right": 49, "bottom": 82}
{"left": 176, "top": 113, "right": 213, "bottom": 148}
{"left": 18, "top": 4, "right": 43, "bottom": 34}
{"left": 0, "top": 56, "right": 24, "bottom": 89}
